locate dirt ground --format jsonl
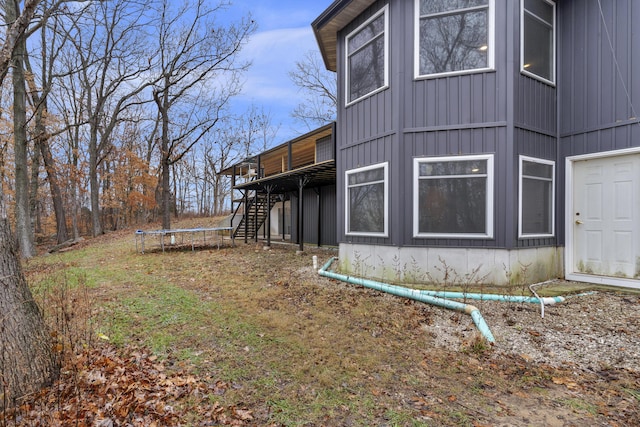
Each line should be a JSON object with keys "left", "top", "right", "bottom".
{"left": 10, "top": 227, "right": 640, "bottom": 426}
{"left": 306, "top": 260, "right": 640, "bottom": 426}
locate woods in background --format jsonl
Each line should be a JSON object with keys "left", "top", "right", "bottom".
{"left": 0, "top": 0, "right": 276, "bottom": 250}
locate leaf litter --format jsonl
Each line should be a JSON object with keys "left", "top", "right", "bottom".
{"left": 2, "top": 343, "right": 257, "bottom": 427}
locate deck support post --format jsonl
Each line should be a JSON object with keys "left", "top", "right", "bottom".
{"left": 297, "top": 176, "right": 309, "bottom": 252}
{"left": 315, "top": 188, "right": 322, "bottom": 247}
{"left": 254, "top": 190, "right": 259, "bottom": 243}
{"left": 264, "top": 185, "right": 275, "bottom": 247}
{"left": 243, "top": 190, "right": 249, "bottom": 244}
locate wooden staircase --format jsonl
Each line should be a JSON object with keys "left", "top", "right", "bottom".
{"left": 233, "top": 193, "right": 277, "bottom": 241}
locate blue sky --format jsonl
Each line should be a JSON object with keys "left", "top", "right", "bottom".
{"left": 227, "top": 0, "right": 332, "bottom": 144}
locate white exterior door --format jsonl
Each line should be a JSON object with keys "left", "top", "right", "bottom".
{"left": 569, "top": 153, "right": 640, "bottom": 286}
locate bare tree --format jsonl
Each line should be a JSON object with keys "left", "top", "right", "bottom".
{"left": 204, "top": 105, "right": 278, "bottom": 215}
{"left": 5, "top": 0, "right": 36, "bottom": 257}
{"left": 0, "top": 0, "right": 60, "bottom": 408}
{"left": 0, "top": 0, "right": 41, "bottom": 80}
{"left": 71, "top": 0, "right": 157, "bottom": 236}
{"left": 52, "top": 47, "right": 88, "bottom": 239}
{"left": 2, "top": 0, "right": 80, "bottom": 253}
{"left": 23, "top": 0, "right": 83, "bottom": 244}
{"left": 203, "top": 126, "right": 240, "bottom": 216}
{"left": 289, "top": 50, "right": 337, "bottom": 130}
{"left": 151, "top": 0, "right": 255, "bottom": 229}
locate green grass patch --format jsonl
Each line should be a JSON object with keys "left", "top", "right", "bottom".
{"left": 625, "top": 388, "right": 640, "bottom": 401}
{"left": 560, "top": 398, "right": 598, "bottom": 415}
{"left": 99, "top": 283, "right": 216, "bottom": 352}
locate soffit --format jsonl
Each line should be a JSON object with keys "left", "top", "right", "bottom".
{"left": 233, "top": 160, "right": 336, "bottom": 193}
{"left": 312, "top": 0, "right": 377, "bottom": 71}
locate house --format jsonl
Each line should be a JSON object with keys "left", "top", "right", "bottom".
{"left": 223, "top": 123, "right": 337, "bottom": 250}
{"left": 309, "top": 0, "right": 640, "bottom": 288}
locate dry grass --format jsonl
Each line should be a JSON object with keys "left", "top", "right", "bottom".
{"left": 16, "top": 217, "right": 640, "bottom": 426}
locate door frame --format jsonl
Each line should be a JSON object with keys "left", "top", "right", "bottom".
{"left": 565, "top": 147, "right": 640, "bottom": 289}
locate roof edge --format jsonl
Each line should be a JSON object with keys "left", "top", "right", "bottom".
{"left": 312, "top": 0, "right": 350, "bottom": 71}
{"left": 312, "top": 0, "right": 377, "bottom": 71}
{"left": 311, "top": 0, "right": 351, "bottom": 31}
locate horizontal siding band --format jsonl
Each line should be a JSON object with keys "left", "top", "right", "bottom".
{"left": 514, "top": 123, "right": 557, "bottom": 138}
{"left": 339, "top": 130, "right": 396, "bottom": 150}
{"left": 403, "top": 121, "right": 508, "bottom": 133}
{"left": 559, "top": 116, "right": 640, "bottom": 138}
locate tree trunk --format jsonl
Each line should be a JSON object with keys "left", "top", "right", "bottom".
{"left": 38, "top": 126, "right": 69, "bottom": 244}
{"left": 23, "top": 24, "right": 69, "bottom": 244}
{"left": 0, "top": 208, "right": 59, "bottom": 409}
{"left": 161, "top": 150, "right": 171, "bottom": 229}
{"left": 155, "top": 83, "right": 172, "bottom": 230}
{"left": 88, "top": 127, "right": 103, "bottom": 236}
{"left": 29, "top": 143, "right": 41, "bottom": 236}
{"left": 69, "top": 126, "right": 81, "bottom": 239}
{"left": 9, "top": 3, "right": 35, "bottom": 258}
{"left": 0, "top": 0, "right": 60, "bottom": 402}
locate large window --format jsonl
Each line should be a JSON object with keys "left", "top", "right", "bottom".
{"left": 521, "top": 0, "right": 555, "bottom": 84}
{"left": 519, "top": 156, "right": 555, "bottom": 237}
{"left": 346, "top": 7, "right": 388, "bottom": 104}
{"left": 413, "top": 155, "right": 494, "bottom": 238}
{"left": 346, "top": 163, "right": 388, "bottom": 236}
{"left": 415, "top": 0, "right": 493, "bottom": 78}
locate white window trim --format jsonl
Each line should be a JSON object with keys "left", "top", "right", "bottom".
{"left": 520, "top": 0, "right": 556, "bottom": 85}
{"left": 518, "top": 155, "right": 555, "bottom": 238}
{"left": 345, "top": 162, "right": 389, "bottom": 237}
{"left": 345, "top": 5, "right": 389, "bottom": 106}
{"left": 414, "top": 0, "right": 495, "bottom": 80}
{"left": 413, "top": 154, "right": 494, "bottom": 239}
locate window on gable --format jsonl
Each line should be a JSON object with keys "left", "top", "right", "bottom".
{"left": 413, "top": 155, "right": 494, "bottom": 238}
{"left": 346, "top": 7, "right": 388, "bottom": 104}
{"left": 416, "top": 0, "right": 493, "bottom": 78}
{"left": 521, "top": 0, "right": 555, "bottom": 84}
{"left": 519, "top": 156, "right": 555, "bottom": 237}
{"left": 346, "top": 162, "right": 388, "bottom": 236}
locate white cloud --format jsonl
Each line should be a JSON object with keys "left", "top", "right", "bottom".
{"left": 225, "top": 2, "right": 332, "bottom": 143}
{"left": 237, "top": 26, "right": 317, "bottom": 106}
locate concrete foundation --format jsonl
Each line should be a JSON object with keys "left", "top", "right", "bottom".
{"left": 338, "top": 244, "right": 564, "bottom": 286}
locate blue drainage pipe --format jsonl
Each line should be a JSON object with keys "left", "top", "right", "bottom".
{"left": 318, "top": 258, "right": 496, "bottom": 344}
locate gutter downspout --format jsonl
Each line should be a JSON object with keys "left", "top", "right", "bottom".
{"left": 318, "top": 258, "right": 495, "bottom": 344}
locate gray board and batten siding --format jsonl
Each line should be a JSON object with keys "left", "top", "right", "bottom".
{"left": 290, "top": 185, "right": 338, "bottom": 247}
{"left": 558, "top": 0, "right": 640, "bottom": 157}
{"left": 556, "top": 0, "right": 640, "bottom": 245}
{"left": 334, "top": 0, "right": 558, "bottom": 251}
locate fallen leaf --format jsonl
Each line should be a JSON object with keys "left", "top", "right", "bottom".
{"left": 235, "top": 408, "right": 253, "bottom": 420}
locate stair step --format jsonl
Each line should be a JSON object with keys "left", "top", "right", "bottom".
{"left": 232, "top": 196, "right": 278, "bottom": 239}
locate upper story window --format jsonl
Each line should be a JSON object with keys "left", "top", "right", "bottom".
{"left": 413, "top": 154, "right": 494, "bottom": 238}
{"left": 346, "top": 162, "right": 388, "bottom": 236}
{"left": 521, "top": 0, "right": 556, "bottom": 84}
{"left": 415, "top": 0, "right": 494, "bottom": 78}
{"left": 346, "top": 6, "right": 388, "bottom": 105}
